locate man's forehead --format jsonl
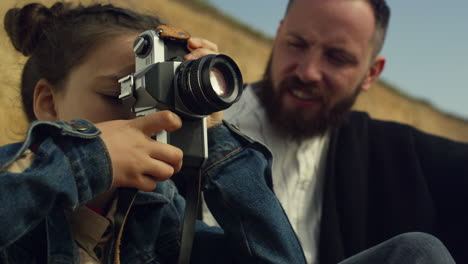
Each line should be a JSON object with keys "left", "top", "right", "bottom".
{"left": 286, "top": 0, "right": 374, "bottom": 23}
{"left": 288, "top": 0, "right": 370, "bottom": 8}
{"left": 284, "top": 0, "right": 376, "bottom": 43}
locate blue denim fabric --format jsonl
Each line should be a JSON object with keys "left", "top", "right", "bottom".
{"left": 338, "top": 232, "right": 456, "bottom": 264}
{"left": 192, "top": 122, "right": 305, "bottom": 263}
{"left": 0, "top": 120, "right": 306, "bottom": 264}
{"left": 0, "top": 120, "right": 113, "bottom": 264}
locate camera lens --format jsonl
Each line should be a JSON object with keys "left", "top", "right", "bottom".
{"left": 210, "top": 68, "right": 229, "bottom": 97}
{"left": 176, "top": 54, "right": 243, "bottom": 116}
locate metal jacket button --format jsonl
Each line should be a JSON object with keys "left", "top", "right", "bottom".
{"left": 68, "top": 121, "right": 89, "bottom": 131}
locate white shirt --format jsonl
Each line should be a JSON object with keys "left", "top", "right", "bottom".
{"left": 223, "top": 84, "right": 330, "bottom": 264}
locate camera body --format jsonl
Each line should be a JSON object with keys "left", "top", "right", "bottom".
{"left": 119, "top": 26, "right": 243, "bottom": 168}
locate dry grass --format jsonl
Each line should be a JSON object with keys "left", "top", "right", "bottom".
{"left": 0, "top": 0, "right": 466, "bottom": 145}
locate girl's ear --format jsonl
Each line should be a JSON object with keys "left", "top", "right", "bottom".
{"left": 33, "top": 79, "right": 59, "bottom": 121}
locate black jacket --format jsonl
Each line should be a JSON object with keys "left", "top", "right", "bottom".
{"left": 319, "top": 111, "right": 468, "bottom": 263}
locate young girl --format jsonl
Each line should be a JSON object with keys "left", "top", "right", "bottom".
{"left": 0, "top": 2, "right": 305, "bottom": 263}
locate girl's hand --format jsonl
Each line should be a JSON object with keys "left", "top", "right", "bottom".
{"left": 184, "top": 37, "right": 219, "bottom": 60}
{"left": 96, "top": 111, "right": 183, "bottom": 192}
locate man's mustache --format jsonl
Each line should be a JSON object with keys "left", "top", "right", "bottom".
{"left": 279, "top": 77, "right": 329, "bottom": 102}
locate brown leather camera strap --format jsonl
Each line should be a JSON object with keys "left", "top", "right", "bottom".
{"left": 108, "top": 188, "right": 138, "bottom": 264}
{"left": 109, "top": 180, "right": 200, "bottom": 264}
{"left": 156, "top": 25, "right": 191, "bottom": 41}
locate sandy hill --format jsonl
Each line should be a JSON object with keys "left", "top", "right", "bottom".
{"left": 0, "top": 0, "right": 466, "bottom": 145}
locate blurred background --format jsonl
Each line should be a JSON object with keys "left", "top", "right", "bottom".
{"left": 0, "top": 0, "right": 466, "bottom": 145}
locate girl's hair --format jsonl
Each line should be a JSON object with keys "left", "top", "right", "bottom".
{"left": 4, "top": 2, "right": 163, "bottom": 121}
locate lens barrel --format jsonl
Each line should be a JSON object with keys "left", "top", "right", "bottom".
{"left": 176, "top": 54, "right": 243, "bottom": 116}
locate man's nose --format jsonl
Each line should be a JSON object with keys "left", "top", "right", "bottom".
{"left": 295, "top": 54, "right": 323, "bottom": 83}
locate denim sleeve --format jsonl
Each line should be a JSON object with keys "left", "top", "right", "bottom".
{"left": 192, "top": 121, "right": 306, "bottom": 263}
{"left": 0, "top": 120, "right": 112, "bottom": 249}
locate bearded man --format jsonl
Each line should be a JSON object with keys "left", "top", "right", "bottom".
{"left": 220, "top": 0, "right": 468, "bottom": 263}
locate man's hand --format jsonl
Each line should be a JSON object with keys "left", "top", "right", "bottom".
{"left": 96, "top": 111, "right": 183, "bottom": 192}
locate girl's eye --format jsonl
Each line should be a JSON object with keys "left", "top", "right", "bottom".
{"left": 101, "top": 93, "right": 122, "bottom": 102}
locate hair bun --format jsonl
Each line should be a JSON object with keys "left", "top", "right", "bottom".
{"left": 4, "top": 3, "right": 69, "bottom": 56}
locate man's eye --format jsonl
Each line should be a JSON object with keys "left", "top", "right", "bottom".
{"left": 329, "top": 54, "right": 346, "bottom": 64}
{"left": 287, "top": 41, "right": 305, "bottom": 49}
{"left": 327, "top": 50, "right": 357, "bottom": 66}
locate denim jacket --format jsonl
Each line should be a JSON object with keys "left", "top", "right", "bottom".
{"left": 0, "top": 120, "right": 305, "bottom": 264}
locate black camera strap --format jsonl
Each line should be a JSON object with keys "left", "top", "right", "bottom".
{"left": 177, "top": 167, "right": 203, "bottom": 264}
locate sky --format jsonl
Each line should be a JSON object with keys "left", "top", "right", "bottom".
{"left": 205, "top": 0, "right": 468, "bottom": 119}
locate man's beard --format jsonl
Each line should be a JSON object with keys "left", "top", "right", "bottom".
{"left": 257, "top": 61, "right": 361, "bottom": 140}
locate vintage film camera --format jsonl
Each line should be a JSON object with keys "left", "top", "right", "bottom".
{"left": 118, "top": 25, "right": 243, "bottom": 263}
{"left": 119, "top": 25, "right": 243, "bottom": 168}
